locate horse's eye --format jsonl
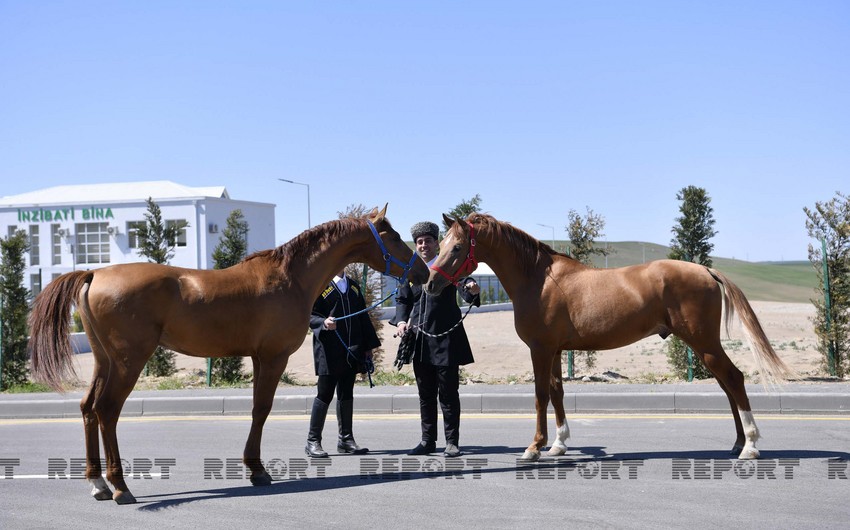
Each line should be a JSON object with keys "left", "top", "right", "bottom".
{"left": 453, "top": 244, "right": 461, "bottom": 253}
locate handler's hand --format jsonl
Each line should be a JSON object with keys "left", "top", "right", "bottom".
{"left": 396, "top": 322, "right": 408, "bottom": 336}
{"left": 464, "top": 279, "right": 481, "bottom": 296}
{"left": 324, "top": 317, "right": 337, "bottom": 330}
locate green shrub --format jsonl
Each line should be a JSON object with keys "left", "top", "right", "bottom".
{"left": 666, "top": 336, "right": 713, "bottom": 380}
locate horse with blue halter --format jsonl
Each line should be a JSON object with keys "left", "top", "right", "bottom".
{"left": 427, "top": 213, "right": 793, "bottom": 462}
{"left": 28, "top": 205, "right": 428, "bottom": 504}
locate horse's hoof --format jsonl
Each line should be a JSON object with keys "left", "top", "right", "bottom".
{"left": 547, "top": 444, "right": 567, "bottom": 457}
{"left": 113, "top": 490, "right": 137, "bottom": 505}
{"left": 250, "top": 472, "right": 272, "bottom": 486}
{"left": 92, "top": 489, "right": 113, "bottom": 501}
{"left": 738, "top": 446, "right": 760, "bottom": 460}
{"left": 519, "top": 450, "right": 540, "bottom": 462}
{"left": 729, "top": 444, "right": 744, "bottom": 456}
{"left": 89, "top": 477, "right": 113, "bottom": 500}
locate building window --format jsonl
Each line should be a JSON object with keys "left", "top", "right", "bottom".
{"left": 166, "top": 220, "right": 188, "bottom": 247}
{"left": 127, "top": 221, "right": 145, "bottom": 249}
{"left": 51, "top": 224, "right": 62, "bottom": 265}
{"left": 7, "top": 225, "right": 18, "bottom": 237}
{"left": 28, "top": 225, "right": 40, "bottom": 266}
{"left": 30, "top": 273, "right": 42, "bottom": 297}
{"left": 75, "top": 222, "right": 110, "bottom": 265}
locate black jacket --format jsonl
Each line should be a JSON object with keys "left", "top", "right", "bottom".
{"left": 389, "top": 280, "right": 479, "bottom": 367}
{"left": 310, "top": 278, "right": 381, "bottom": 376}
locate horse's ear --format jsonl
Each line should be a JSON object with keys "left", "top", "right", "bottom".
{"left": 442, "top": 213, "right": 454, "bottom": 228}
{"left": 367, "top": 204, "right": 387, "bottom": 222}
{"left": 377, "top": 203, "right": 388, "bottom": 220}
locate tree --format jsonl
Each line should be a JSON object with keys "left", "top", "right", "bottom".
{"left": 338, "top": 204, "right": 385, "bottom": 368}
{"left": 566, "top": 207, "right": 610, "bottom": 263}
{"left": 209, "top": 209, "right": 250, "bottom": 384}
{"left": 1, "top": 230, "right": 31, "bottom": 389}
{"left": 212, "top": 209, "right": 249, "bottom": 270}
{"left": 666, "top": 186, "right": 716, "bottom": 380}
{"left": 135, "top": 197, "right": 185, "bottom": 265}
{"left": 442, "top": 194, "right": 483, "bottom": 234}
{"left": 136, "top": 197, "right": 186, "bottom": 377}
{"left": 669, "top": 185, "right": 717, "bottom": 266}
{"left": 564, "top": 207, "right": 607, "bottom": 371}
{"left": 804, "top": 192, "right": 850, "bottom": 378}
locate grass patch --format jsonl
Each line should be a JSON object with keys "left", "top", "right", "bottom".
{"left": 156, "top": 377, "right": 185, "bottom": 390}
{"left": 367, "top": 369, "right": 416, "bottom": 386}
{"left": 2, "top": 381, "right": 53, "bottom": 393}
{"left": 279, "top": 371, "right": 303, "bottom": 386}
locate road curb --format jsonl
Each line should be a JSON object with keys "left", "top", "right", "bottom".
{"left": 2, "top": 391, "right": 848, "bottom": 419}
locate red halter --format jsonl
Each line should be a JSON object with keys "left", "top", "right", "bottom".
{"left": 431, "top": 222, "right": 478, "bottom": 285}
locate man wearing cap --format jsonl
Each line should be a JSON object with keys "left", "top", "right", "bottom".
{"left": 390, "top": 221, "right": 480, "bottom": 458}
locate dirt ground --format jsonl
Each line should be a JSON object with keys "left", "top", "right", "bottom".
{"left": 69, "top": 301, "right": 833, "bottom": 387}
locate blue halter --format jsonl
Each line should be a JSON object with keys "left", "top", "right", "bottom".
{"left": 367, "top": 220, "right": 419, "bottom": 284}
{"left": 332, "top": 220, "right": 417, "bottom": 323}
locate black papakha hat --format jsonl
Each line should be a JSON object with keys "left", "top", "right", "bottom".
{"left": 410, "top": 221, "right": 439, "bottom": 241}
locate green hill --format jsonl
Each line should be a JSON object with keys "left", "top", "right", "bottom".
{"left": 575, "top": 241, "right": 819, "bottom": 303}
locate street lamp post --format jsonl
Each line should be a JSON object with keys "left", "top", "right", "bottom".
{"left": 278, "top": 178, "right": 311, "bottom": 229}
{"left": 536, "top": 223, "right": 555, "bottom": 250}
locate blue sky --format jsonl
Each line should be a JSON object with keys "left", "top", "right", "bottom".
{"left": 1, "top": 1, "right": 847, "bottom": 262}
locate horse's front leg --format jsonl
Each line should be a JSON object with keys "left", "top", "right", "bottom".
{"left": 520, "top": 350, "right": 555, "bottom": 461}
{"left": 547, "top": 354, "right": 569, "bottom": 456}
{"left": 244, "top": 354, "right": 289, "bottom": 486}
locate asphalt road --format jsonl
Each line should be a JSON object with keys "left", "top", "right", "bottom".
{"left": 2, "top": 413, "right": 849, "bottom": 529}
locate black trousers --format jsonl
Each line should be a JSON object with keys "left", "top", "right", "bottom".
{"left": 413, "top": 359, "right": 461, "bottom": 445}
{"left": 315, "top": 369, "right": 357, "bottom": 404}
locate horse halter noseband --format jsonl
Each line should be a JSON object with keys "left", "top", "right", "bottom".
{"left": 431, "top": 222, "right": 478, "bottom": 285}
{"left": 367, "top": 220, "right": 419, "bottom": 284}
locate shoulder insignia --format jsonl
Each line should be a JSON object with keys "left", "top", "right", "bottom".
{"left": 321, "top": 285, "right": 334, "bottom": 299}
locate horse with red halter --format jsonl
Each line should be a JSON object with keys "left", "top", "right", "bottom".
{"left": 28, "top": 205, "right": 428, "bottom": 504}
{"left": 427, "top": 213, "right": 793, "bottom": 462}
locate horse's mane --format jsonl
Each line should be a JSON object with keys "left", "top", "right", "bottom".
{"left": 467, "top": 213, "right": 574, "bottom": 274}
{"left": 243, "top": 217, "right": 367, "bottom": 271}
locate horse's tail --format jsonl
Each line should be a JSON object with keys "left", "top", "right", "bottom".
{"left": 707, "top": 268, "right": 796, "bottom": 385}
{"left": 28, "top": 271, "right": 93, "bottom": 392}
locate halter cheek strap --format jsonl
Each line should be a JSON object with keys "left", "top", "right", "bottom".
{"left": 367, "top": 220, "right": 419, "bottom": 284}
{"left": 430, "top": 222, "right": 478, "bottom": 285}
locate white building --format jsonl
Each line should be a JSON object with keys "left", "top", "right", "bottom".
{"left": 0, "top": 181, "right": 275, "bottom": 296}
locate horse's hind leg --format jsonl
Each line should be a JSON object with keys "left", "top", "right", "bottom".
{"left": 81, "top": 357, "right": 112, "bottom": 500}
{"left": 547, "top": 355, "right": 569, "bottom": 457}
{"left": 713, "top": 378, "right": 747, "bottom": 454}
{"left": 696, "top": 341, "right": 760, "bottom": 459}
{"left": 91, "top": 346, "right": 150, "bottom": 505}
{"left": 244, "top": 354, "right": 290, "bottom": 486}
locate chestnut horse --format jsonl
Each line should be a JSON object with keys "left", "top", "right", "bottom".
{"left": 28, "top": 206, "right": 428, "bottom": 504}
{"left": 427, "top": 213, "right": 793, "bottom": 462}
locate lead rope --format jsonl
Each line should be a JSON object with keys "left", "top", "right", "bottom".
{"left": 332, "top": 328, "right": 375, "bottom": 388}
{"left": 327, "top": 283, "right": 376, "bottom": 387}
{"left": 409, "top": 301, "right": 476, "bottom": 338}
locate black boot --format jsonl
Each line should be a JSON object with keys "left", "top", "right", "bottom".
{"left": 441, "top": 393, "right": 462, "bottom": 458}
{"left": 305, "top": 398, "right": 329, "bottom": 458}
{"left": 408, "top": 398, "right": 438, "bottom": 455}
{"left": 336, "top": 399, "right": 368, "bottom": 454}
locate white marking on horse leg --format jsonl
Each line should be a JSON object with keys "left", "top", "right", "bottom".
{"left": 520, "top": 449, "right": 540, "bottom": 462}
{"left": 547, "top": 422, "right": 570, "bottom": 456}
{"left": 88, "top": 476, "right": 113, "bottom": 500}
{"left": 737, "top": 410, "right": 761, "bottom": 460}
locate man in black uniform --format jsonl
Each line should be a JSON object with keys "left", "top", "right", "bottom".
{"left": 391, "top": 221, "right": 480, "bottom": 458}
{"left": 305, "top": 268, "right": 381, "bottom": 458}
